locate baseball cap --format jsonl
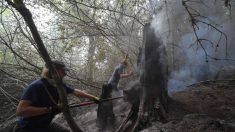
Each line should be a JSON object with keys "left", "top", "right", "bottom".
{"left": 46, "top": 60, "right": 69, "bottom": 71}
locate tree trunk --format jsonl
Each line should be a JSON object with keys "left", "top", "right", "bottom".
{"left": 87, "top": 36, "right": 96, "bottom": 82}
{"left": 117, "top": 23, "right": 169, "bottom": 132}
{"left": 142, "top": 23, "right": 168, "bottom": 118}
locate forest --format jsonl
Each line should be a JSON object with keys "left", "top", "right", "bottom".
{"left": 0, "top": 0, "right": 235, "bottom": 132}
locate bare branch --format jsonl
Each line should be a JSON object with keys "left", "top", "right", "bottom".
{"left": 183, "top": 0, "right": 228, "bottom": 61}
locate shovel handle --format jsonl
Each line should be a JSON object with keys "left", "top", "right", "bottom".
{"left": 69, "top": 96, "right": 124, "bottom": 108}
{"left": 70, "top": 101, "right": 95, "bottom": 108}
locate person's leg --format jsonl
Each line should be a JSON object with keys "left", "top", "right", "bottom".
{"left": 48, "top": 122, "right": 70, "bottom": 132}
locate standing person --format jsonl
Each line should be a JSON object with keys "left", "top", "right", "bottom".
{"left": 95, "top": 56, "right": 132, "bottom": 131}
{"left": 108, "top": 56, "right": 133, "bottom": 97}
{"left": 15, "top": 60, "right": 100, "bottom": 132}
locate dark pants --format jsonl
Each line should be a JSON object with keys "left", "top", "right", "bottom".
{"left": 97, "top": 83, "right": 115, "bottom": 130}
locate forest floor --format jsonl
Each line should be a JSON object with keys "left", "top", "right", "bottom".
{"left": 141, "top": 79, "right": 235, "bottom": 132}
{"left": 0, "top": 84, "right": 22, "bottom": 127}
{"left": 1, "top": 79, "right": 235, "bottom": 132}
{"left": 71, "top": 79, "right": 235, "bottom": 132}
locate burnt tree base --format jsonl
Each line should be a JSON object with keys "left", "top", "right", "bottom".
{"left": 116, "top": 23, "right": 169, "bottom": 132}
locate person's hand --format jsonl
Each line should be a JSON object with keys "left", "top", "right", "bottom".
{"left": 49, "top": 105, "right": 62, "bottom": 115}
{"left": 92, "top": 96, "right": 100, "bottom": 104}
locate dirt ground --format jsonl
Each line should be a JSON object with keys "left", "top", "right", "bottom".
{"left": 141, "top": 79, "right": 235, "bottom": 132}
{"left": 68, "top": 79, "right": 235, "bottom": 132}
{"left": 0, "top": 84, "right": 22, "bottom": 126}
{"left": 170, "top": 80, "right": 235, "bottom": 120}
{"left": 1, "top": 79, "right": 235, "bottom": 132}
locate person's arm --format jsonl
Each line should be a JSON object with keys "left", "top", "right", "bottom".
{"left": 73, "top": 89, "right": 99, "bottom": 100}
{"left": 16, "top": 100, "right": 50, "bottom": 118}
{"left": 119, "top": 60, "right": 133, "bottom": 78}
{"left": 120, "top": 63, "right": 133, "bottom": 78}
{"left": 120, "top": 71, "right": 133, "bottom": 78}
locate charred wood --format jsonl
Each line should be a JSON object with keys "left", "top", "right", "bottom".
{"left": 117, "top": 23, "right": 169, "bottom": 132}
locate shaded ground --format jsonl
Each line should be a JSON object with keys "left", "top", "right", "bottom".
{"left": 170, "top": 80, "right": 235, "bottom": 121}
{"left": 141, "top": 80, "right": 235, "bottom": 132}
{"left": 64, "top": 79, "right": 235, "bottom": 132}
{"left": 1, "top": 79, "right": 235, "bottom": 132}
{"left": 0, "top": 84, "right": 22, "bottom": 127}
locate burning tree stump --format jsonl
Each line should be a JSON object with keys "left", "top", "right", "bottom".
{"left": 143, "top": 23, "right": 168, "bottom": 118}
{"left": 116, "top": 23, "right": 168, "bottom": 132}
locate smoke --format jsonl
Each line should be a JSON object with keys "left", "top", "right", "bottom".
{"left": 150, "top": 0, "right": 235, "bottom": 92}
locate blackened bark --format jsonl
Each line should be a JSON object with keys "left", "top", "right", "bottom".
{"left": 142, "top": 23, "right": 168, "bottom": 119}
{"left": 117, "top": 23, "right": 168, "bottom": 132}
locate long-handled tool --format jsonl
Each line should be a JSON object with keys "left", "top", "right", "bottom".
{"left": 69, "top": 96, "right": 124, "bottom": 108}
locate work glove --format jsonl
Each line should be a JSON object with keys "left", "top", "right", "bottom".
{"left": 49, "top": 104, "right": 62, "bottom": 115}
{"left": 92, "top": 96, "right": 100, "bottom": 104}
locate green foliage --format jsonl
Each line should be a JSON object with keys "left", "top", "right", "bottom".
{"left": 64, "top": 41, "right": 78, "bottom": 53}
{"left": 0, "top": 8, "right": 12, "bottom": 17}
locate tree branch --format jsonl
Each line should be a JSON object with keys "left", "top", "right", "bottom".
{"left": 182, "top": 0, "right": 228, "bottom": 61}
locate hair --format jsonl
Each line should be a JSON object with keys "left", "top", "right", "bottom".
{"left": 41, "top": 67, "right": 52, "bottom": 79}
{"left": 46, "top": 60, "right": 66, "bottom": 69}
{"left": 121, "top": 59, "right": 128, "bottom": 66}
{"left": 41, "top": 60, "right": 67, "bottom": 79}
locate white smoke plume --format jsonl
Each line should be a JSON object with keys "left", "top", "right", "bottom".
{"left": 150, "top": 0, "right": 235, "bottom": 92}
